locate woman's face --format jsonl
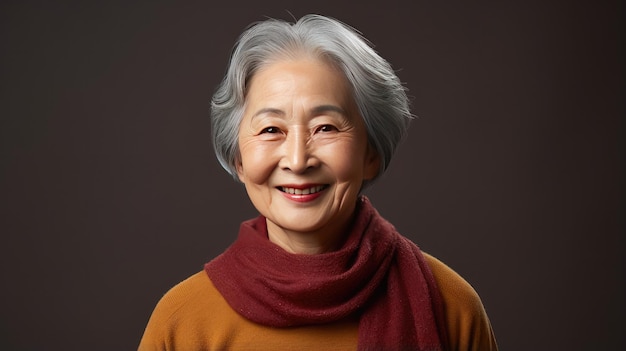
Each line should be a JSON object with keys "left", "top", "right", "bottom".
{"left": 236, "top": 58, "right": 379, "bottom": 247}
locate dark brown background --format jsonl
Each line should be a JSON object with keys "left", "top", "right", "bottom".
{"left": 1, "top": 1, "right": 623, "bottom": 350}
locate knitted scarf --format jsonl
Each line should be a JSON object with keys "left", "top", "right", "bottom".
{"left": 205, "top": 196, "right": 448, "bottom": 350}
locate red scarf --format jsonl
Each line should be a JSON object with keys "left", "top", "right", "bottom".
{"left": 205, "top": 197, "right": 448, "bottom": 350}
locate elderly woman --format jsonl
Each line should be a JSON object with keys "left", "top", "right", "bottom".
{"left": 139, "top": 14, "right": 497, "bottom": 351}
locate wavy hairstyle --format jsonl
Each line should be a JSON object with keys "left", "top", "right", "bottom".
{"left": 211, "top": 14, "right": 412, "bottom": 184}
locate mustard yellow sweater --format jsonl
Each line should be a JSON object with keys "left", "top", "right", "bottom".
{"left": 139, "top": 253, "right": 497, "bottom": 351}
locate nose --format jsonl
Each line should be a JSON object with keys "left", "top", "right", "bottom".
{"left": 280, "top": 128, "right": 318, "bottom": 173}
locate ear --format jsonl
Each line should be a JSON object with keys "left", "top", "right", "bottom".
{"left": 235, "top": 157, "right": 245, "bottom": 182}
{"left": 363, "top": 146, "right": 381, "bottom": 180}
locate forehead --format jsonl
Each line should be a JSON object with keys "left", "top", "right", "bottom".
{"left": 245, "top": 58, "right": 353, "bottom": 107}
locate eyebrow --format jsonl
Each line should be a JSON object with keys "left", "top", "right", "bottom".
{"left": 252, "top": 108, "right": 284, "bottom": 118}
{"left": 251, "top": 105, "right": 347, "bottom": 119}
{"left": 311, "top": 105, "right": 347, "bottom": 116}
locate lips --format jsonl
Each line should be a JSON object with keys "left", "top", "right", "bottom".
{"left": 279, "top": 185, "right": 327, "bottom": 195}
{"left": 278, "top": 185, "right": 327, "bottom": 195}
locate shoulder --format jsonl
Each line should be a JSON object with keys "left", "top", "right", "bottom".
{"left": 422, "top": 253, "right": 484, "bottom": 314}
{"left": 138, "top": 271, "right": 227, "bottom": 350}
{"left": 148, "top": 271, "right": 216, "bottom": 319}
{"left": 159, "top": 271, "right": 214, "bottom": 303}
{"left": 422, "top": 252, "right": 499, "bottom": 351}
{"left": 145, "top": 270, "right": 237, "bottom": 325}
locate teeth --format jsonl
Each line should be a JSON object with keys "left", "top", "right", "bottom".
{"left": 281, "top": 185, "right": 325, "bottom": 195}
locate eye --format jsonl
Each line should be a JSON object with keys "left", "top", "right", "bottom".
{"left": 260, "top": 126, "right": 280, "bottom": 134}
{"left": 316, "top": 124, "right": 338, "bottom": 133}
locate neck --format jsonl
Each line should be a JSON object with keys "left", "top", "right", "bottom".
{"left": 266, "top": 220, "right": 347, "bottom": 255}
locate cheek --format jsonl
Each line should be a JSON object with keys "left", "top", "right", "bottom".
{"left": 239, "top": 144, "right": 276, "bottom": 185}
{"left": 322, "top": 141, "right": 368, "bottom": 181}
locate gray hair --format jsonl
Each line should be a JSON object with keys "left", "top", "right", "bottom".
{"left": 211, "top": 14, "right": 412, "bottom": 183}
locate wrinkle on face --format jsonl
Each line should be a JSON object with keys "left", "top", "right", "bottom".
{"left": 235, "top": 58, "right": 379, "bottom": 254}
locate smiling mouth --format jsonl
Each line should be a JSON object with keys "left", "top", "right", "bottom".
{"left": 278, "top": 185, "right": 328, "bottom": 195}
